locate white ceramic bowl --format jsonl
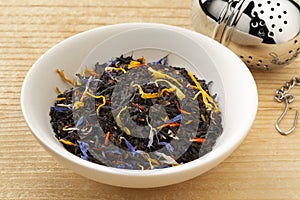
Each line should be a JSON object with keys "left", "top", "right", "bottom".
{"left": 21, "top": 23, "right": 258, "bottom": 188}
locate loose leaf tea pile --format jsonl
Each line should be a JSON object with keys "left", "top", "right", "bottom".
{"left": 50, "top": 55, "right": 223, "bottom": 170}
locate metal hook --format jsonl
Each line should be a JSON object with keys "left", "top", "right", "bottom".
{"left": 275, "top": 98, "right": 299, "bottom": 135}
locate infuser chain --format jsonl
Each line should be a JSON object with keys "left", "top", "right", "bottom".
{"left": 275, "top": 77, "right": 300, "bottom": 135}
{"left": 275, "top": 97, "right": 299, "bottom": 136}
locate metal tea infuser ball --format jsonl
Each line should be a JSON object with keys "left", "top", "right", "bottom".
{"left": 191, "top": 0, "right": 300, "bottom": 69}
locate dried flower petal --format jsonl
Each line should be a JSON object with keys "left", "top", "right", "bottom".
{"left": 75, "top": 116, "right": 84, "bottom": 127}
{"left": 148, "top": 67, "right": 182, "bottom": 86}
{"left": 154, "top": 151, "right": 178, "bottom": 165}
{"left": 127, "top": 60, "right": 142, "bottom": 69}
{"left": 154, "top": 79, "right": 185, "bottom": 100}
{"left": 189, "top": 138, "right": 206, "bottom": 143}
{"left": 166, "top": 114, "right": 182, "bottom": 124}
{"left": 123, "top": 126, "right": 131, "bottom": 135}
{"left": 159, "top": 142, "right": 174, "bottom": 153}
{"left": 105, "top": 66, "right": 126, "bottom": 74}
{"left": 146, "top": 116, "right": 156, "bottom": 148}
{"left": 154, "top": 54, "right": 169, "bottom": 65}
{"left": 82, "top": 68, "right": 98, "bottom": 77}
{"left": 59, "top": 139, "right": 76, "bottom": 146}
{"left": 104, "top": 132, "right": 110, "bottom": 145}
{"left": 73, "top": 101, "right": 84, "bottom": 109}
{"left": 77, "top": 140, "right": 89, "bottom": 160}
{"left": 51, "top": 106, "right": 71, "bottom": 113}
{"left": 120, "top": 137, "right": 136, "bottom": 156}
{"left": 175, "top": 101, "right": 191, "bottom": 115}
{"left": 187, "top": 70, "right": 219, "bottom": 111}
{"left": 56, "top": 69, "right": 74, "bottom": 86}
{"left": 55, "top": 86, "right": 62, "bottom": 94}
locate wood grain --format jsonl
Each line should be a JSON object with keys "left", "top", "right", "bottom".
{"left": 1, "top": 1, "right": 300, "bottom": 199}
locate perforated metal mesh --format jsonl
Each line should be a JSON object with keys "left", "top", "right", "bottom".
{"left": 192, "top": 0, "right": 300, "bottom": 69}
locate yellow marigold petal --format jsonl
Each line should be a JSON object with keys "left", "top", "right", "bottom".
{"left": 73, "top": 101, "right": 84, "bottom": 109}
{"left": 148, "top": 67, "right": 182, "bottom": 86}
{"left": 55, "top": 86, "right": 62, "bottom": 94}
{"left": 154, "top": 79, "right": 185, "bottom": 100}
{"left": 132, "top": 84, "right": 159, "bottom": 99}
{"left": 105, "top": 66, "right": 126, "bottom": 74}
{"left": 185, "top": 119, "right": 193, "bottom": 125}
{"left": 96, "top": 100, "right": 106, "bottom": 116}
{"left": 159, "top": 88, "right": 175, "bottom": 96}
{"left": 116, "top": 106, "right": 127, "bottom": 127}
{"left": 187, "top": 70, "right": 219, "bottom": 111}
{"left": 123, "top": 127, "right": 131, "bottom": 135}
{"left": 87, "top": 92, "right": 105, "bottom": 99}
{"left": 56, "top": 97, "right": 66, "bottom": 101}
{"left": 128, "top": 61, "right": 141, "bottom": 69}
{"left": 82, "top": 68, "right": 98, "bottom": 77}
{"left": 56, "top": 69, "right": 74, "bottom": 86}
{"left": 59, "top": 139, "right": 76, "bottom": 146}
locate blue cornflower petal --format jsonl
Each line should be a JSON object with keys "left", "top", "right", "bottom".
{"left": 75, "top": 116, "right": 84, "bottom": 127}
{"left": 159, "top": 142, "right": 174, "bottom": 153}
{"left": 121, "top": 137, "right": 136, "bottom": 156}
{"left": 52, "top": 106, "right": 71, "bottom": 113}
{"left": 166, "top": 114, "right": 182, "bottom": 124}
{"left": 77, "top": 140, "right": 89, "bottom": 160}
{"left": 154, "top": 54, "right": 169, "bottom": 65}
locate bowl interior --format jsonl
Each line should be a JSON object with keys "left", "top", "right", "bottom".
{"left": 79, "top": 27, "right": 225, "bottom": 113}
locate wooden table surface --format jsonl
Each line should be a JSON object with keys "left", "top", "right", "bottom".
{"left": 1, "top": 1, "right": 300, "bottom": 199}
